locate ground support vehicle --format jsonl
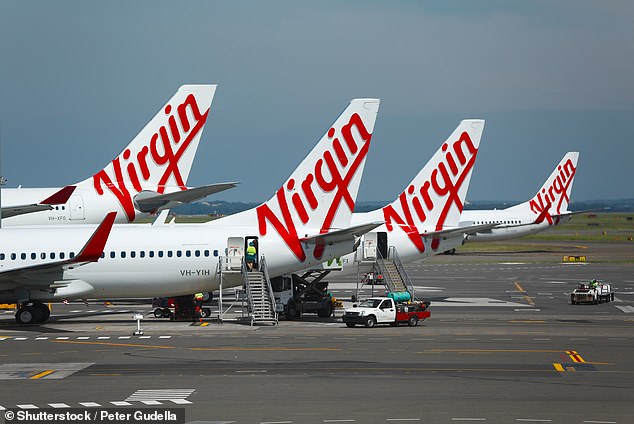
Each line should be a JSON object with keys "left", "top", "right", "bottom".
{"left": 152, "top": 296, "right": 211, "bottom": 320}
{"left": 271, "top": 272, "right": 337, "bottom": 319}
{"left": 342, "top": 297, "right": 430, "bottom": 328}
{"left": 571, "top": 282, "right": 614, "bottom": 305}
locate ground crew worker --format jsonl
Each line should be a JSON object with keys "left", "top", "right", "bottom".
{"left": 246, "top": 241, "right": 257, "bottom": 271}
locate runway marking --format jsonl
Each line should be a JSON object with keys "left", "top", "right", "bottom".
{"left": 52, "top": 340, "right": 174, "bottom": 349}
{"left": 79, "top": 402, "right": 101, "bottom": 407}
{"left": 191, "top": 347, "right": 341, "bottom": 351}
{"left": 49, "top": 403, "right": 70, "bottom": 408}
{"left": 30, "top": 369, "right": 55, "bottom": 379}
{"left": 553, "top": 363, "right": 565, "bottom": 372}
{"left": 17, "top": 404, "right": 38, "bottom": 409}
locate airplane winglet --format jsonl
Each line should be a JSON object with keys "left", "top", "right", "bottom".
{"left": 72, "top": 212, "right": 117, "bottom": 263}
{"left": 40, "top": 186, "right": 76, "bottom": 205}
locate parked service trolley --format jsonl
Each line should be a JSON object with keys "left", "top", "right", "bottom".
{"left": 342, "top": 297, "right": 430, "bottom": 328}
{"left": 571, "top": 280, "right": 614, "bottom": 305}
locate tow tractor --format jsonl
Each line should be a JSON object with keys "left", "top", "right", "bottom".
{"left": 571, "top": 280, "right": 614, "bottom": 305}
{"left": 342, "top": 296, "right": 431, "bottom": 328}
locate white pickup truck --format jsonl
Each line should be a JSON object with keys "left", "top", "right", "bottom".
{"left": 342, "top": 297, "right": 430, "bottom": 328}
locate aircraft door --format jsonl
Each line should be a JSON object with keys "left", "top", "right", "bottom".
{"left": 245, "top": 236, "right": 259, "bottom": 271}
{"left": 226, "top": 237, "right": 244, "bottom": 270}
{"left": 362, "top": 232, "right": 377, "bottom": 261}
{"left": 377, "top": 232, "right": 388, "bottom": 259}
{"left": 69, "top": 195, "right": 85, "bottom": 221}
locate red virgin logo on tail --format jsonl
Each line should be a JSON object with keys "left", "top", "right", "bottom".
{"left": 382, "top": 132, "right": 478, "bottom": 253}
{"left": 529, "top": 158, "right": 576, "bottom": 225}
{"left": 256, "top": 113, "right": 372, "bottom": 262}
{"left": 92, "top": 94, "right": 209, "bottom": 221}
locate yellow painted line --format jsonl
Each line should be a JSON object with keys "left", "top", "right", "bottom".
{"left": 575, "top": 245, "right": 589, "bottom": 249}
{"left": 52, "top": 340, "right": 174, "bottom": 349}
{"left": 566, "top": 350, "right": 577, "bottom": 355}
{"left": 200, "top": 322, "right": 209, "bottom": 327}
{"left": 514, "top": 282, "right": 526, "bottom": 293}
{"left": 553, "top": 363, "right": 565, "bottom": 372}
{"left": 422, "top": 349, "right": 565, "bottom": 353}
{"left": 191, "top": 347, "right": 341, "bottom": 351}
{"left": 510, "top": 320, "right": 545, "bottom": 324}
{"left": 30, "top": 370, "right": 55, "bottom": 379}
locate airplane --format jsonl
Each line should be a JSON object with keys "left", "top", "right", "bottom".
{"left": 1, "top": 85, "right": 237, "bottom": 225}
{"left": 0, "top": 98, "right": 383, "bottom": 324}
{"left": 319, "top": 119, "right": 487, "bottom": 275}
{"left": 458, "top": 152, "right": 579, "bottom": 243}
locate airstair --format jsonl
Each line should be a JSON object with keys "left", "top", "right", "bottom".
{"left": 242, "top": 257, "right": 278, "bottom": 325}
{"left": 371, "top": 246, "right": 416, "bottom": 301}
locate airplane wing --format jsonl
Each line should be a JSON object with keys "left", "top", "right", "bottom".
{"left": 301, "top": 221, "right": 384, "bottom": 245}
{"left": 421, "top": 223, "right": 499, "bottom": 239}
{"left": 133, "top": 182, "right": 239, "bottom": 213}
{"left": 1, "top": 186, "right": 76, "bottom": 219}
{"left": 0, "top": 212, "right": 116, "bottom": 286}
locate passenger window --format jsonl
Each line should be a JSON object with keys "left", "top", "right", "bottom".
{"left": 10, "top": 253, "right": 16, "bottom": 260}
{"left": 167, "top": 251, "right": 173, "bottom": 258}
{"left": 130, "top": 251, "right": 136, "bottom": 258}
{"left": 186, "top": 251, "right": 191, "bottom": 257}
{"left": 0, "top": 253, "right": 4, "bottom": 260}
{"left": 140, "top": 251, "right": 145, "bottom": 258}
{"left": 195, "top": 250, "right": 200, "bottom": 257}
{"left": 21, "top": 253, "right": 26, "bottom": 260}
{"left": 51, "top": 252, "right": 56, "bottom": 259}
{"left": 149, "top": 251, "right": 155, "bottom": 258}
{"left": 69, "top": 252, "right": 75, "bottom": 258}
{"left": 100, "top": 252, "right": 105, "bottom": 258}
{"left": 176, "top": 250, "right": 182, "bottom": 257}
{"left": 211, "top": 250, "right": 217, "bottom": 257}
{"left": 40, "top": 253, "right": 46, "bottom": 259}
{"left": 30, "top": 253, "right": 36, "bottom": 260}
{"left": 158, "top": 251, "right": 164, "bottom": 258}
{"left": 121, "top": 251, "right": 126, "bottom": 258}
{"left": 60, "top": 252, "right": 65, "bottom": 259}
{"left": 110, "top": 251, "right": 116, "bottom": 259}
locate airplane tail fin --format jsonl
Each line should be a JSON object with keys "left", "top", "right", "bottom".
{"left": 508, "top": 152, "right": 579, "bottom": 218}
{"left": 380, "top": 120, "right": 485, "bottom": 251}
{"left": 236, "top": 98, "right": 380, "bottom": 261}
{"left": 76, "top": 85, "right": 217, "bottom": 221}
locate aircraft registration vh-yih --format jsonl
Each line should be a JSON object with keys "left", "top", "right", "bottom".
{"left": 1, "top": 84, "right": 237, "bottom": 225}
{"left": 0, "top": 98, "right": 383, "bottom": 324}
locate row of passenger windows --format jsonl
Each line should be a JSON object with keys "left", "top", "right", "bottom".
{"left": 475, "top": 220, "right": 521, "bottom": 225}
{"left": 0, "top": 250, "right": 220, "bottom": 261}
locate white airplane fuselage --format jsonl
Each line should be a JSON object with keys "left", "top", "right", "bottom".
{"left": 1, "top": 187, "right": 165, "bottom": 226}
{"left": 459, "top": 209, "right": 572, "bottom": 242}
{"left": 0, "top": 220, "right": 356, "bottom": 302}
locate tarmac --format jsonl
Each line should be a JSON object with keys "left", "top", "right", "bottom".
{"left": 0, "top": 239, "right": 632, "bottom": 423}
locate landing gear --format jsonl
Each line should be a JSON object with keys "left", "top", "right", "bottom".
{"left": 15, "top": 302, "right": 50, "bottom": 325}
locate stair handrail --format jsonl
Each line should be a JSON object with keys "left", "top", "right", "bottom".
{"left": 259, "top": 255, "right": 278, "bottom": 324}
{"left": 388, "top": 246, "right": 417, "bottom": 300}
{"left": 240, "top": 258, "right": 255, "bottom": 324}
{"left": 372, "top": 248, "right": 399, "bottom": 294}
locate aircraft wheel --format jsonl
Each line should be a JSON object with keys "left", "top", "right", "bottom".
{"left": 154, "top": 308, "right": 163, "bottom": 318}
{"left": 162, "top": 308, "right": 172, "bottom": 318}
{"left": 364, "top": 315, "right": 376, "bottom": 328}
{"left": 202, "top": 308, "right": 211, "bottom": 318}
{"left": 408, "top": 315, "right": 419, "bottom": 327}
{"left": 16, "top": 307, "right": 35, "bottom": 325}
{"left": 33, "top": 302, "right": 50, "bottom": 322}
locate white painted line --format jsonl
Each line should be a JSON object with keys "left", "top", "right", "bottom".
{"left": 140, "top": 400, "right": 162, "bottom": 405}
{"left": 0, "top": 405, "right": 5, "bottom": 410}
{"left": 35, "top": 337, "right": 48, "bottom": 340}
{"left": 79, "top": 402, "right": 101, "bottom": 407}
{"left": 169, "top": 399, "right": 191, "bottom": 404}
{"left": 77, "top": 337, "right": 90, "bottom": 340}
{"left": 49, "top": 403, "right": 70, "bottom": 408}
{"left": 260, "top": 422, "right": 292, "bottom": 424}
{"left": 17, "top": 404, "right": 39, "bottom": 409}
{"left": 139, "top": 336, "right": 151, "bottom": 339}
{"left": 14, "top": 337, "right": 27, "bottom": 341}
{"left": 110, "top": 401, "right": 132, "bottom": 406}
{"left": 516, "top": 420, "right": 552, "bottom": 423}
{"left": 118, "top": 336, "right": 131, "bottom": 339}
{"left": 583, "top": 421, "right": 617, "bottom": 424}
{"left": 56, "top": 337, "right": 69, "bottom": 340}
{"left": 0, "top": 337, "right": 8, "bottom": 341}
{"left": 323, "top": 420, "right": 355, "bottom": 423}
{"left": 158, "top": 336, "right": 172, "bottom": 339}
{"left": 452, "top": 419, "right": 486, "bottom": 422}
{"left": 97, "top": 337, "right": 111, "bottom": 340}
{"left": 386, "top": 419, "right": 421, "bottom": 422}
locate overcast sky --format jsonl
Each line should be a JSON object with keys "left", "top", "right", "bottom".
{"left": 1, "top": 1, "right": 632, "bottom": 203}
